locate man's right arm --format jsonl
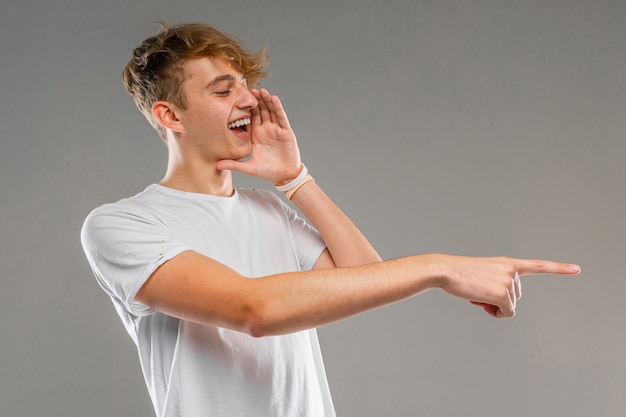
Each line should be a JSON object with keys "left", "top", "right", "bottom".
{"left": 135, "top": 249, "right": 580, "bottom": 337}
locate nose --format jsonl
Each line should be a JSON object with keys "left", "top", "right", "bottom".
{"left": 236, "top": 86, "right": 258, "bottom": 110}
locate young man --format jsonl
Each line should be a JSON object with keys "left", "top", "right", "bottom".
{"left": 81, "top": 22, "right": 580, "bottom": 417}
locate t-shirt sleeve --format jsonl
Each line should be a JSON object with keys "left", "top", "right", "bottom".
{"left": 81, "top": 203, "right": 191, "bottom": 317}
{"left": 270, "top": 192, "right": 327, "bottom": 271}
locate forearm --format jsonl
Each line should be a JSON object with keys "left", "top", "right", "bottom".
{"left": 246, "top": 254, "right": 441, "bottom": 336}
{"left": 289, "top": 178, "right": 382, "bottom": 267}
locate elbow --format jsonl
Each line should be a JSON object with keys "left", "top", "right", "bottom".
{"left": 238, "top": 300, "right": 278, "bottom": 338}
{"left": 371, "top": 254, "right": 383, "bottom": 263}
{"left": 245, "top": 313, "right": 280, "bottom": 338}
{"left": 225, "top": 279, "right": 295, "bottom": 338}
{"left": 246, "top": 320, "right": 270, "bottom": 338}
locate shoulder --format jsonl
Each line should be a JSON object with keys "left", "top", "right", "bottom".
{"left": 83, "top": 193, "right": 146, "bottom": 229}
{"left": 236, "top": 188, "right": 307, "bottom": 229}
{"left": 81, "top": 186, "right": 164, "bottom": 246}
{"left": 237, "top": 187, "right": 279, "bottom": 200}
{"left": 237, "top": 188, "right": 288, "bottom": 210}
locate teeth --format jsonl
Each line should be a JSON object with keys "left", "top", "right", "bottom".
{"left": 228, "top": 118, "right": 251, "bottom": 129}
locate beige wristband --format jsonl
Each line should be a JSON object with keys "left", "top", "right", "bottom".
{"left": 285, "top": 175, "right": 315, "bottom": 200}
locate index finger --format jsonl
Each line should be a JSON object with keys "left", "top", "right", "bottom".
{"left": 514, "top": 259, "right": 581, "bottom": 277}
{"left": 258, "top": 89, "right": 292, "bottom": 129}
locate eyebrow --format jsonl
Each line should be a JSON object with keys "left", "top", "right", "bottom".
{"left": 206, "top": 74, "right": 237, "bottom": 88}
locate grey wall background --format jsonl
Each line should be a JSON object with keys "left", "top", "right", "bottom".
{"left": 1, "top": 1, "right": 624, "bottom": 416}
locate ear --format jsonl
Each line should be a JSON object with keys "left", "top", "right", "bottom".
{"left": 152, "top": 101, "right": 184, "bottom": 133}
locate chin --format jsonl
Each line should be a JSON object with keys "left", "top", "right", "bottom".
{"left": 230, "top": 146, "right": 252, "bottom": 161}
{"left": 237, "top": 151, "right": 252, "bottom": 161}
{"left": 240, "top": 143, "right": 253, "bottom": 157}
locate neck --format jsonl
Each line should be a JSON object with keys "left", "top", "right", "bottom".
{"left": 160, "top": 151, "right": 234, "bottom": 197}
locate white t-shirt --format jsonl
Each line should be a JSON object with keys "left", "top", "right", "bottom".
{"left": 81, "top": 184, "right": 335, "bottom": 417}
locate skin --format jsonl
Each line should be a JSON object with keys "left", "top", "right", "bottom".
{"left": 136, "top": 56, "right": 581, "bottom": 337}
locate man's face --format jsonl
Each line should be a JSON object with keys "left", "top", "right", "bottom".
{"left": 175, "top": 57, "right": 258, "bottom": 163}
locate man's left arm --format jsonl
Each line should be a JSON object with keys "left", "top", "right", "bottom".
{"left": 288, "top": 177, "right": 382, "bottom": 268}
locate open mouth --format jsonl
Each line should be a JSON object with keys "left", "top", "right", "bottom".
{"left": 228, "top": 117, "right": 251, "bottom": 134}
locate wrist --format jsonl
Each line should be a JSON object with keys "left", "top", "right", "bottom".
{"left": 274, "top": 164, "right": 315, "bottom": 201}
{"left": 420, "top": 253, "right": 452, "bottom": 289}
{"left": 273, "top": 164, "right": 305, "bottom": 188}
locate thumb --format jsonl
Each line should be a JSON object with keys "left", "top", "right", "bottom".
{"left": 216, "top": 159, "right": 255, "bottom": 176}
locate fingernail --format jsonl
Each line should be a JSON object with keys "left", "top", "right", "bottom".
{"left": 569, "top": 264, "right": 581, "bottom": 273}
